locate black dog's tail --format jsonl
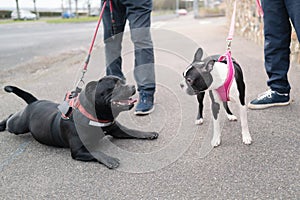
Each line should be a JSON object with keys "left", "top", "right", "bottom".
{"left": 4, "top": 86, "right": 38, "bottom": 104}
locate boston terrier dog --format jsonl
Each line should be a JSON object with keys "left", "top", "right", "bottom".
{"left": 180, "top": 48, "right": 252, "bottom": 146}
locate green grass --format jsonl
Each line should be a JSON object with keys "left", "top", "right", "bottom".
{"left": 0, "top": 16, "right": 99, "bottom": 24}
{"left": 0, "top": 11, "right": 174, "bottom": 25}
{"left": 46, "top": 16, "right": 99, "bottom": 24}
{"left": 0, "top": 19, "right": 33, "bottom": 24}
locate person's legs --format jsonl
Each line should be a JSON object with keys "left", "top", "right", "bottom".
{"left": 103, "top": 0, "right": 127, "bottom": 81}
{"left": 123, "top": 0, "right": 155, "bottom": 114}
{"left": 285, "top": 0, "right": 300, "bottom": 41}
{"left": 263, "top": 0, "right": 291, "bottom": 94}
{"left": 248, "top": 0, "right": 291, "bottom": 109}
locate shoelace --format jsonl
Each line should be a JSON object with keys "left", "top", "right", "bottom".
{"left": 140, "top": 93, "right": 148, "bottom": 104}
{"left": 257, "top": 90, "right": 274, "bottom": 100}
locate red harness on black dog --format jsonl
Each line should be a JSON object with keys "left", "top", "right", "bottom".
{"left": 58, "top": 90, "right": 113, "bottom": 127}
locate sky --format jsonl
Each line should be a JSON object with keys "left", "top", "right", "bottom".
{"left": 0, "top": 0, "right": 100, "bottom": 9}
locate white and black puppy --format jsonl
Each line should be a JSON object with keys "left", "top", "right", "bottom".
{"left": 180, "top": 48, "right": 252, "bottom": 146}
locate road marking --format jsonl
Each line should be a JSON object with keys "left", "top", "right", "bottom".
{"left": 0, "top": 140, "right": 32, "bottom": 172}
{"left": 199, "top": 20, "right": 212, "bottom": 25}
{"left": 152, "top": 21, "right": 167, "bottom": 29}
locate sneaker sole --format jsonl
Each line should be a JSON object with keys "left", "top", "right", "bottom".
{"left": 134, "top": 106, "right": 155, "bottom": 115}
{"left": 248, "top": 101, "right": 290, "bottom": 110}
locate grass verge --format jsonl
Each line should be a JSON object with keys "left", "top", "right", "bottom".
{"left": 46, "top": 16, "right": 99, "bottom": 24}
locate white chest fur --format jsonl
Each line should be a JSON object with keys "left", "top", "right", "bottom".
{"left": 208, "top": 62, "right": 228, "bottom": 89}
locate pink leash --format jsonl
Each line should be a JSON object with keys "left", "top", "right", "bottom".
{"left": 216, "top": 0, "right": 237, "bottom": 102}
{"left": 256, "top": 0, "right": 264, "bottom": 17}
{"left": 216, "top": 0, "right": 263, "bottom": 102}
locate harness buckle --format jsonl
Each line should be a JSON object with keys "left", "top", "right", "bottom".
{"left": 58, "top": 89, "right": 81, "bottom": 119}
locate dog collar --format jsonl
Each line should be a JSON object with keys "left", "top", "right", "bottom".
{"left": 75, "top": 98, "right": 113, "bottom": 125}
{"left": 59, "top": 92, "right": 113, "bottom": 125}
{"left": 216, "top": 51, "right": 235, "bottom": 102}
{"left": 88, "top": 120, "right": 114, "bottom": 127}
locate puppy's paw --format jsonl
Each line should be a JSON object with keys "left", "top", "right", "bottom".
{"left": 211, "top": 137, "right": 221, "bottom": 147}
{"left": 195, "top": 118, "right": 204, "bottom": 125}
{"left": 242, "top": 132, "right": 252, "bottom": 145}
{"left": 102, "top": 156, "right": 120, "bottom": 169}
{"left": 227, "top": 114, "right": 237, "bottom": 121}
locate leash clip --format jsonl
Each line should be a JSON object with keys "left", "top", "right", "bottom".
{"left": 76, "top": 69, "right": 87, "bottom": 89}
{"left": 226, "top": 39, "right": 232, "bottom": 51}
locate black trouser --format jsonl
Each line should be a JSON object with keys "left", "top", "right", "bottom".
{"left": 102, "top": 0, "right": 155, "bottom": 94}
{"left": 262, "top": 0, "right": 300, "bottom": 93}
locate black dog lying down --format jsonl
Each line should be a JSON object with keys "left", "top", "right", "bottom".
{"left": 0, "top": 76, "right": 158, "bottom": 169}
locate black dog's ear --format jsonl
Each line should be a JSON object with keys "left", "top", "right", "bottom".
{"left": 205, "top": 60, "right": 215, "bottom": 72}
{"left": 193, "top": 48, "right": 204, "bottom": 62}
{"left": 85, "top": 81, "right": 97, "bottom": 94}
{"left": 83, "top": 81, "right": 97, "bottom": 103}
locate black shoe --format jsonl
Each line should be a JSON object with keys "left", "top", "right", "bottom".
{"left": 134, "top": 92, "right": 154, "bottom": 115}
{"left": 248, "top": 90, "right": 290, "bottom": 110}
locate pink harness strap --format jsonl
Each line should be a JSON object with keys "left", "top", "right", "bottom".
{"left": 216, "top": 51, "right": 235, "bottom": 102}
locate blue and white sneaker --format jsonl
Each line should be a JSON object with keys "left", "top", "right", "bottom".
{"left": 248, "top": 90, "right": 290, "bottom": 110}
{"left": 134, "top": 92, "right": 155, "bottom": 115}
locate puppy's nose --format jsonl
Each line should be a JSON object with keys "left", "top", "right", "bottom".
{"left": 180, "top": 83, "right": 184, "bottom": 88}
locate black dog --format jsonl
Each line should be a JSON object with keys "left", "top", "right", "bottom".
{"left": 181, "top": 48, "right": 252, "bottom": 146}
{"left": 0, "top": 76, "right": 158, "bottom": 169}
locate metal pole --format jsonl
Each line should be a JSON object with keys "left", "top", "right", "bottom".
{"left": 33, "top": 0, "right": 39, "bottom": 19}
{"left": 68, "top": 0, "right": 72, "bottom": 13}
{"left": 75, "top": 0, "right": 78, "bottom": 18}
{"left": 176, "top": 0, "right": 179, "bottom": 17}
{"left": 15, "top": 0, "right": 20, "bottom": 20}
{"left": 193, "top": 0, "right": 199, "bottom": 18}
{"left": 204, "top": 0, "right": 209, "bottom": 8}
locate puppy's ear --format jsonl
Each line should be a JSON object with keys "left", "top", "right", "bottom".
{"left": 193, "top": 48, "right": 203, "bottom": 62}
{"left": 205, "top": 60, "right": 215, "bottom": 72}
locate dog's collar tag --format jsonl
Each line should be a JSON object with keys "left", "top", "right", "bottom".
{"left": 89, "top": 120, "right": 114, "bottom": 127}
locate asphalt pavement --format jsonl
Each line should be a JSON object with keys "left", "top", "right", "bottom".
{"left": 0, "top": 14, "right": 299, "bottom": 199}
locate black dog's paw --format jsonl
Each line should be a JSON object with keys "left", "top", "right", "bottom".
{"left": 0, "top": 123, "right": 6, "bottom": 132}
{"left": 147, "top": 132, "right": 159, "bottom": 140}
{"left": 4, "top": 86, "right": 14, "bottom": 93}
{"left": 101, "top": 156, "right": 120, "bottom": 169}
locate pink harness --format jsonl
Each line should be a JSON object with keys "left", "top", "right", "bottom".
{"left": 215, "top": 51, "right": 235, "bottom": 102}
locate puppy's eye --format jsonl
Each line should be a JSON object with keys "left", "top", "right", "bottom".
{"left": 186, "top": 78, "right": 192, "bottom": 83}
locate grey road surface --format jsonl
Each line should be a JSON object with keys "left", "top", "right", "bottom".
{"left": 0, "top": 15, "right": 176, "bottom": 70}
{"left": 0, "top": 14, "right": 299, "bottom": 199}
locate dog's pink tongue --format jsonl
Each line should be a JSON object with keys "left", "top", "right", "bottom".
{"left": 129, "top": 99, "right": 137, "bottom": 104}
{"left": 118, "top": 99, "right": 137, "bottom": 105}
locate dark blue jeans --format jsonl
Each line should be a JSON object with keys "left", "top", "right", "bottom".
{"left": 262, "top": 0, "right": 300, "bottom": 94}
{"left": 102, "top": 0, "right": 155, "bottom": 94}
